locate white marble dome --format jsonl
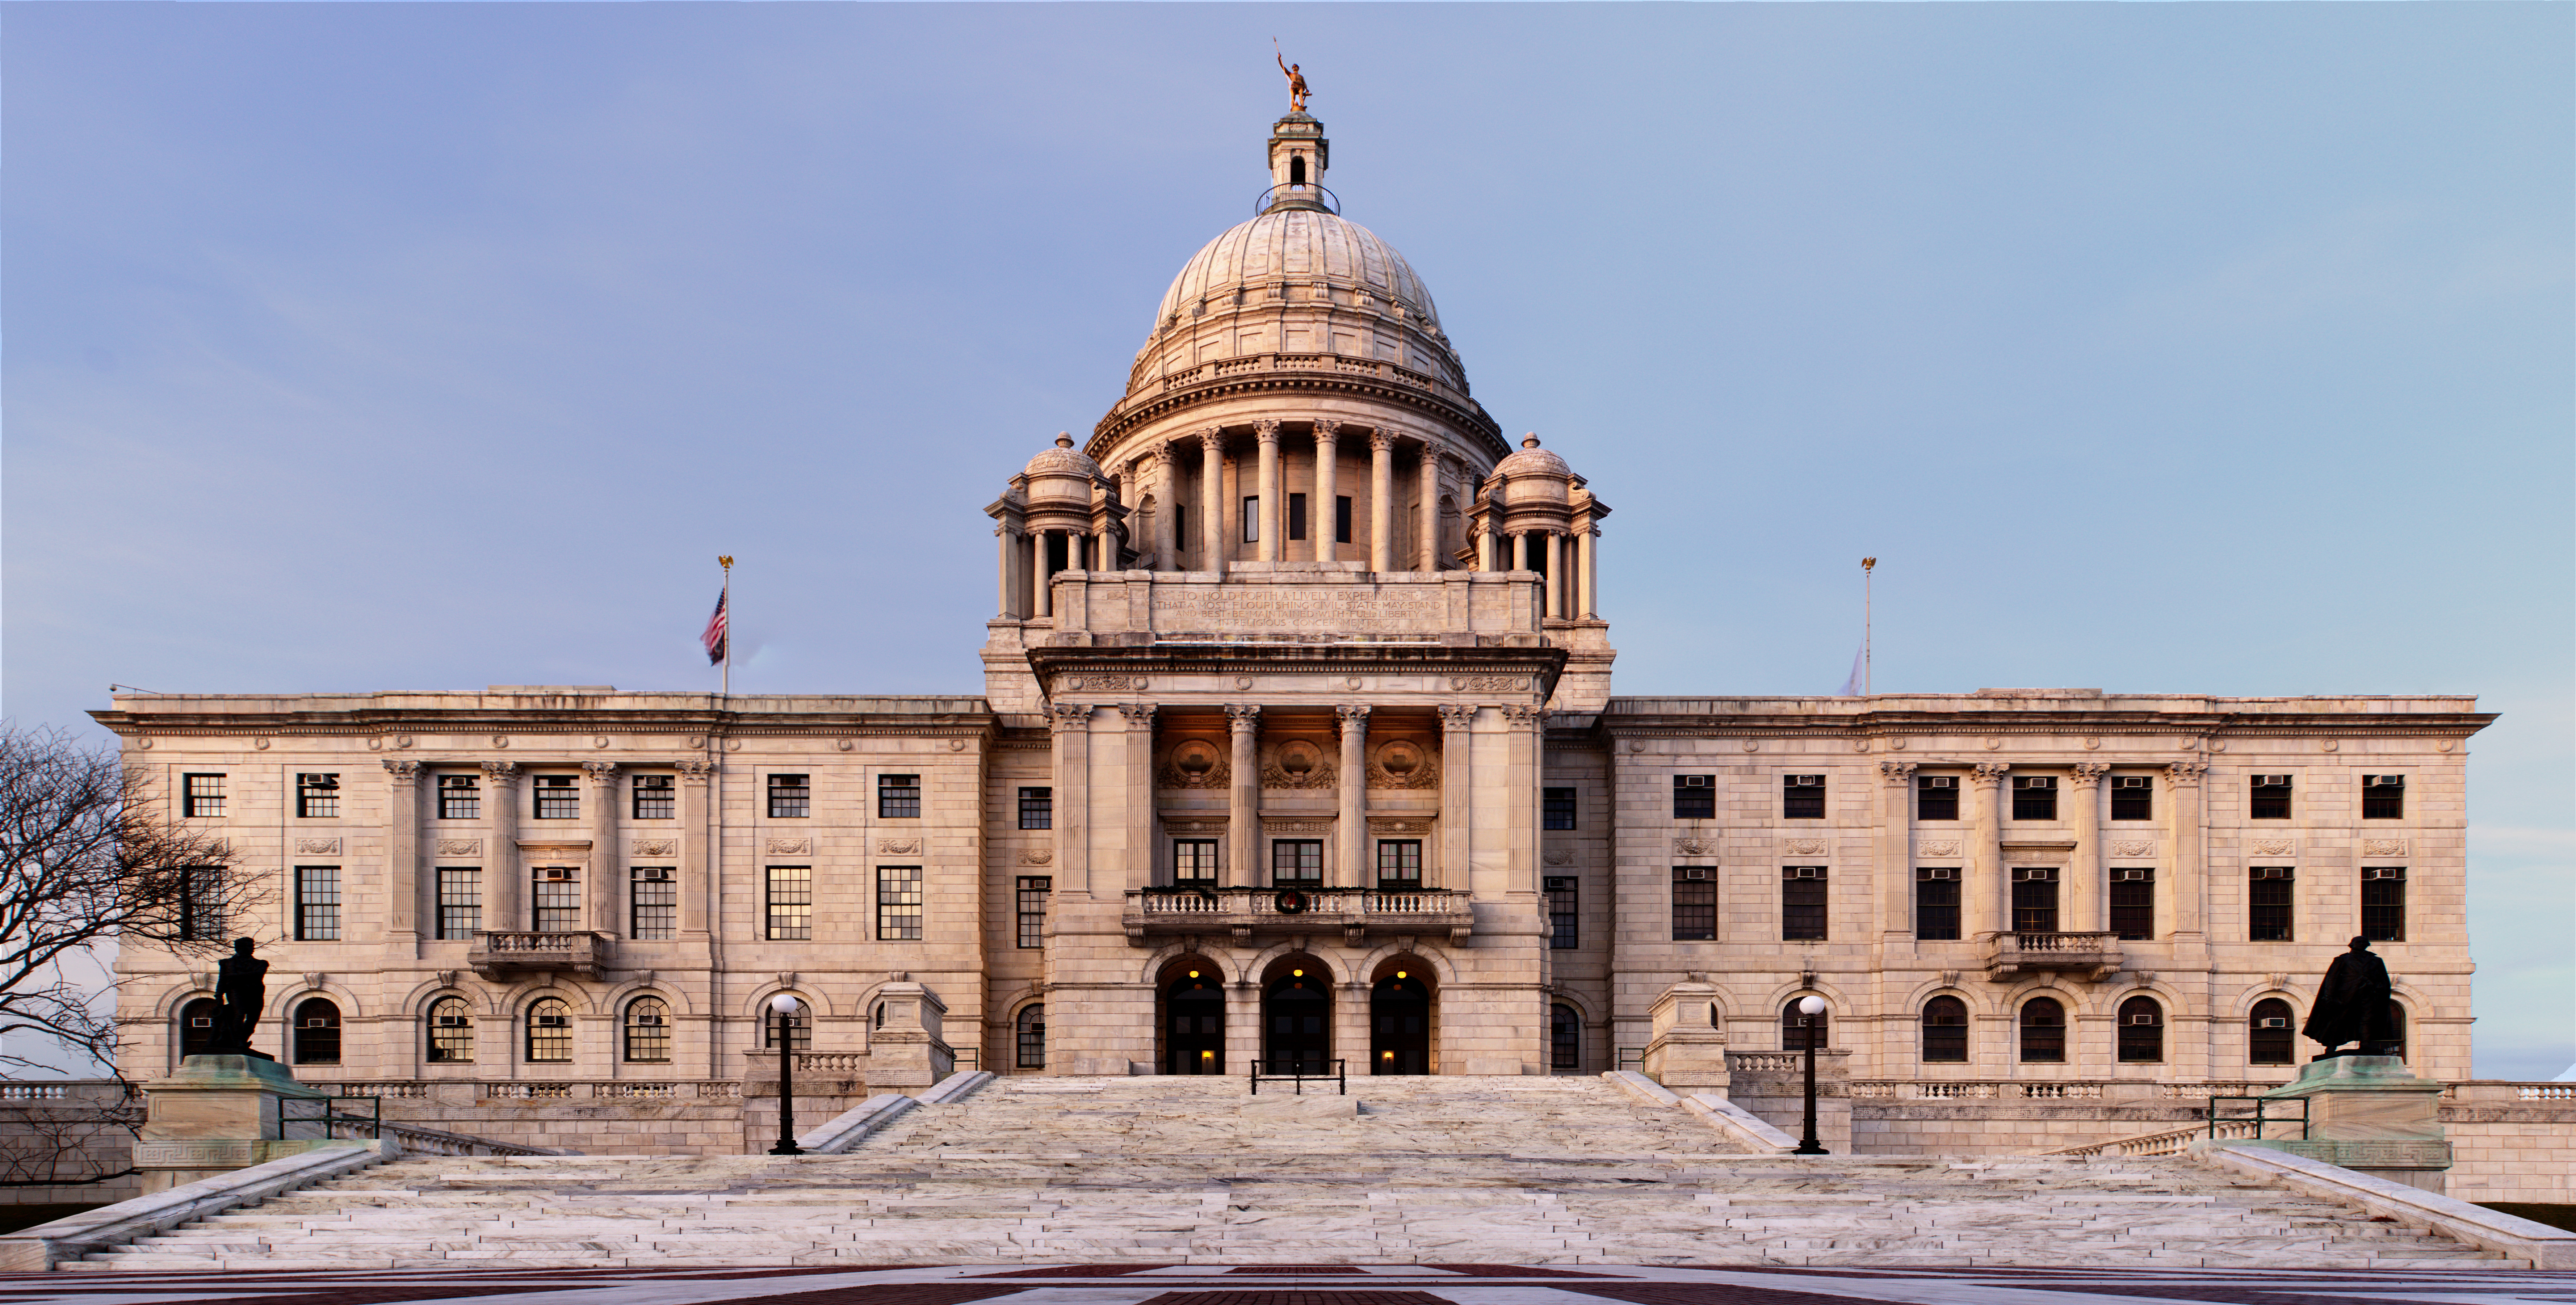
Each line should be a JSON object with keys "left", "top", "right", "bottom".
{"left": 1154, "top": 208, "right": 1443, "bottom": 331}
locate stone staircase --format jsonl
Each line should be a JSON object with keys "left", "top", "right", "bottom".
{"left": 63, "top": 1074, "right": 2506, "bottom": 1271}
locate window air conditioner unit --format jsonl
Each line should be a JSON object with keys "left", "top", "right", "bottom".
{"left": 2252, "top": 866, "right": 2293, "bottom": 879}
{"left": 303, "top": 1017, "right": 332, "bottom": 1028}
{"left": 1679, "top": 775, "right": 1712, "bottom": 788}
{"left": 1786, "top": 867, "right": 1824, "bottom": 879}
{"left": 536, "top": 1015, "right": 567, "bottom": 1028}
{"left": 1788, "top": 775, "right": 1823, "bottom": 787}
{"left": 2257, "top": 1018, "right": 2288, "bottom": 1029}
{"left": 2254, "top": 775, "right": 2291, "bottom": 787}
{"left": 2113, "top": 868, "right": 2151, "bottom": 880}
{"left": 2130, "top": 1014, "right": 2157, "bottom": 1025}
{"left": 2366, "top": 775, "right": 2403, "bottom": 787}
{"left": 637, "top": 868, "right": 672, "bottom": 881}
{"left": 542, "top": 868, "right": 575, "bottom": 881}
{"left": 636, "top": 1013, "right": 664, "bottom": 1026}
{"left": 1923, "top": 776, "right": 1955, "bottom": 788}
{"left": 1920, "top": 867, "right": 1956, "bottom": 880}
{"left": 2365, "top": 867, "right": 2406, "bottom": 880}
{"left": 1682, "top": 867, "right": 1710, "bottom": 880}
{"left": 436, "top": 1016, "right": 469, "bottom": 1028}
{"left": 2017, "top": 776, "right": 2055, "bottom": 789}
{"left": 2115, "top": 777, "right": 2151, "bottom": 789}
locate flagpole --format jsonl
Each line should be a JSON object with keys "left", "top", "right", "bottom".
{"left": 1861, "top": 557, "right": 1876, "bottom": 697}
{"left": 718, "top": 555, "right": 734, "bottom": 699}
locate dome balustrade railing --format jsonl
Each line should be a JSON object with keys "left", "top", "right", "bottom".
{"left": 1253, "top": 182, "right": 1340, "bottom": 215}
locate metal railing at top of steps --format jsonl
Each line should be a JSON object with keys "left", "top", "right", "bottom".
{"left": 1250, "top": 1059, "right": 1346, "bottom": 1096}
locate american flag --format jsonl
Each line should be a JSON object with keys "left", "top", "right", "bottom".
{"left": 702, "top": 589, "right": 728, "bottom": 666}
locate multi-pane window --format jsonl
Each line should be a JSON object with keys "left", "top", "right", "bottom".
{"left": 1016, "top": 876, "right": 1051, "bottom": 949}
{"left": 1245, "top": 495, "right": 1263, "bottom": 543}
{"left": 878, "top": 865, "right": 923, "bottom": 940}
{"left": 631, "top": 774, "right": 674, "bottom": 820}
{"left": 436, "top": 868, "right": 481, "bottom": 940}
{"left": 1781, "top": 866, "right": 1827, "bottom": 941}
{"left": 1670, "top": 866, "right": 1716, "bottom": 941}
{"left": 2363, "top": 775, "right": 2405, "bottom": 819}
{"left": 2110, "top": 776, "right": 2153, "bottom": 821}
{"left": 1016, "top": 1003, "right": 1047, "bottom": 1069}
{"left": 2118, "top": 995, "right": 2165, "bottom": 1063}
{"left": 1673, "top": 775, "right": 1715, "bottom": 820}
{"left": 1173, "top": 839, "right": 1218, "bottom": 883}
{"left": 1287, "top": 493, "right": 1308, "bottom": 541}
{"left": 525, "top": 998, "right": 572, "bottom": 1063}
{"left": 1375, "top": 841, "right": 1422, "bottom": 889}
{"left": 182, "top": 774, "right": 226, "bottom": 818}
{"left": 534, "top": 775, "right": 579, "bottom": 820}
{"left": 1916, "top": 775, "right": 1958, "bottom": 821}
{"left": 2019, "top": 997, "right": 2066, "bottom": 1062}
{"left": 765, "top": 866, "right": 813, "bottom": 940}
{"left": 1781, "top": 1001, "right": 1828, "bottom": 1051}
{"left": 1915, "top": 868, "right": 1961, "bottom": 940}
{"left": 1545, "top": 875, "right": 1579, "bottom": 950}
{"left": 1272, "top": 840, "right": 1322, "bottom": 885}
{"left": 2249, "top": 998, "right": 2295, "bottom": 1065}
{"left": 295, "top": 773, "right": 340, "bottom": 819}
{"left": 767, "top": 774, "right": 810, "bottom": 819}
{"left": 878, "top": 774, "right": 920, "bottom": 819}
{"left": 1173, "top": 503, "right": 1189, "bottom": 549}
{"left": 2011, "top": 775, "right": 2057, "bottom": 821}
{"left": 1542, "top": 787, "right": 1577, "bottom": 830}
{"left": 2109, "top": 868, "right": 2155, "bottom": 940}
{"left": 2249, "top": 867, "right": 2295, "bottom": 941}
{"left": 1921, "top": 995, "right": 1968, "bottom": 1063}
{"left": 438, "top": 774, "right": 480, "bottom": 820}
{"left": 293, "top": 999, "right": 341, "bottom": 1065}
{"left": 1782, "top": 775, "right": 1826, "bottom": 819}
{"left": 294, "top": 866, "right": 341, "bottom": 942}
{"left": 764, "top": 1001, "right": 811, "bottom": 1051}
{"left": 2011, "top": 867, "right": 2060, "bottom": 933}
{"left": 1550, "top": 1003, "right": 1581, "bottom": 1070}
{"left": 630, "top": 867, "right": 676, "bottom": 940}
{"left": 427, "top": 995, "right": 474, "bottom": 1063}
{"left": 177, "top": 866, "right": 227, "bottom": 941}
{"left": 1019, "top": 787, "right": 1053, "bottom": 830}
{"left": 2250, "top": 774, "right": 2293, "bottom": 819}
{"left": 533, "top": 868, "right": 580, "bottom": 933}
{"left": 2361, "top": 867, "right": 2406, "bottom": 942}
{"left": 624, "top": 996, "right": 670, "bottom": 1063}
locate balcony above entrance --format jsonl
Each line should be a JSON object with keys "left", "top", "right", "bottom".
{"left": 1984, "top": 931, "right": 2123, "bottom": 982}
{"left": 468, "top": 931, "right": 612, "bottom": 981}
{"left": 1124, "top": 885, "right": 1473, "bottom": 944}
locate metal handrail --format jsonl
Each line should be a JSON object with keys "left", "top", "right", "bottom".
{"left": 1250, "top": 1058, "right": 1346, "bottom": 1096}
{"left": 1253, "top": 182, "right": 1340, "bottom": 216}
{"left": 2208, "top": 1094, "right": 2308, "bottom": 1141}
{"left": 280, "top": 1093, "right": 381, "bottom": 1140}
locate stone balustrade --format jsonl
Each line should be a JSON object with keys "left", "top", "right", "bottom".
{"left": 465, "top": 930, "right": 611, "bottom": 980}
{"left": 1123, "top": 885, "right": 1474, "bottom": 941}
{"left": 1984, "top": 930, "right": 2123, "bottom": 981}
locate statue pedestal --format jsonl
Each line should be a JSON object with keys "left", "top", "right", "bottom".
{"left": 2249, "top": 1055, "right": 2452, "bottom": 1193}
{"left": 137, "top": 1055, "right": 337, "bottom": 1194}
{"left": 1640, "top": 977, "right": 1730, "bottom": 1091}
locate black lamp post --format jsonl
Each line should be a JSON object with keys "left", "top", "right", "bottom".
{"left": 1792, "top": 994, "right": 1829, "bottom": 1155}
{"left": 768, "top": 993, "right": 805, "bottom": 1156}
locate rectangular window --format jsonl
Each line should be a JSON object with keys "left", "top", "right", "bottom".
{"left": 630, "top": 867, "right": 676, "bottom": 940}
{"left": 1670, "top": 866, "right": 1716, "bottom": 941}
{"left": 295, "top": 774, "right": 340, "bottom": 819}
{"left": 2363, "top": 775, "right": 2405, "bottom": 820}
{"left": 2011, "top": 868, "right": 2059, "bottom": 934}
{"left": 1334, "top": 495, "right": 1352, "bottom": 544}
{"left": 1272, "top": 839, "right": 1322, "bottom": 885}
{"left": 1016, "top": 875, "right": 1051, "bottom": 949}
{"left": 1543, "top": 787, "right": 1577, "bottom": 831}
{"left": 1917, "top": 775, "right": 1959, "bottom": 821}
{"left": 294, "top": 866, "right": 341, "bottom": 941}
{"left": 2109, "top": 868, "right": 2155, "bottom": 940}
{"left": 877, "top": 865, "right": 923, "bottom": 940}
{"left": 1782, "top": 774, "right": 1825, "bottom": 820}
{"left": 631, "top": 774, "right": 674, "bottom": 820}
{"left": 2011, "top": 775, "right": 2058, "bottom": 821}
{"left": 2250, "top": 774, "right": 2293, "bottom": 820}
{"left": 1173, "top": 839, "right": 1218, "bottom": 883}
{"left": 1673, "top": 774, "right": 1715, "bottom": 820}
{"left": 1545, "top": 875, "right": 1578, "bottom": 950}
{"left": 2361, "top": 867, "right": 2406, "bottom": 942}
{"left": 1019, "top": 787, "right": 1053, "bottom": 830}
{"left": 436, "top": 868, "right": 481, "bottom": 940}
{"left": 1781, "top": 866, "right": 1827, "bottom": 941}
{"left": 2110, "top": 776, "right": 2153, "bottom": 821}
{"left": 182, "top": 774, "right": 226, "bottom": 818}
{"left": 1915, "top": 868, "right": 1961, "bottom": 940}
{"left": 438, "top": 774, "right": 480, "bottom": 820}
{"left": 1288, "top": 492, "right": 1308, "bottom": 541}
{"left": 878, "top": 774, "right": 920, "bottom": 819}
{"left": 1243, "top": 495, "right": 1261, "bottom": 542}
{"left": 533, "top": 775, "right": 579, "bottom": 820}
{"left": 1174, "top": 502, "right": 1188, "bottom": 549}
{"left": 1376, "top": 840, "right": 1422, "bottom": 889}
{"left": 2249, "top": 866, "right": 2294, "bottom": 942}
{"left": 765, "top": 774, "right": 810, "bottom": 819}
{"left": 532, "top": 868, "right": 580, "bottom": 933}
{"left": 765, "top": 865, "right": 812, "bottom": 940}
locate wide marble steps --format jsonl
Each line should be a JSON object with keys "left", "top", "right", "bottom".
{"left": 67, "top": 1075, "right": 2503, "bottom": 1270}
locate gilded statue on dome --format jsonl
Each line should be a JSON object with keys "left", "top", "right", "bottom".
{"left": 1276, "top": 45, "right": 1309, "bottom": 113}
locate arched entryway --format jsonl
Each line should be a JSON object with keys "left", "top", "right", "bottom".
{"left": 1370, "top": 959, "right": 1433, "bottom": 1075}
{"left": 1162, "top": 958, "right": 1226, "bottom": 1075}
{"left": 1262, "top": 957, "right": 1332, "bottom": 1074}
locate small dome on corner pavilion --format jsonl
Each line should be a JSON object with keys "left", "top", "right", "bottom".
{"left": 1492, "top": 434, "right": 1572, "bottom": 479}
{"left": 1023, "top": 433, "right": 1102, "bottom": 481}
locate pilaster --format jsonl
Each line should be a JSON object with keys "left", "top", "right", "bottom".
{"left": 1120, "top": 704, "right": 1157, "bottom": 892}
{"left": 1226, "top": 705, "right": 1260, "bottom": 889}
{"left": 583, "top": 761, "right": 620, "bottom": 937}
{"left": 676, "top": 759, "right": 714, "bottom": 941}
{"left": 1876, "top": 761, "right": 1917, "bottom": 943}
{"left": 1313, "top": 419, "right": 1339, "bottom": 564}
{"left": 1968, "top": 762, "right": 2007, "bottom": 939}
{"left": 2068, "top": 762, "right": 2109, "bottom": 934}
{"left": 1050, "top": 704, "right": 1092, "bottom": 898}
{"left": 1255, "top": 420, "right": 1281, "bottom": 564}
{"left": 1368, "top": 430, "right": 1394, "bottom": 573}
{"left": 1196, "top": 427, "right": 1225, "bottom": 577}
{"left": 1436, "top": 704, "right": 1474, "bottom": 891}
{"left": 481, "top": 761, "right": 521, "bottom": 931}
{"left": 1335, "top": 705, "right": 1369, "bottom": 888}
{"left": 382, "top": 759, "right": 423, "bottom": 947}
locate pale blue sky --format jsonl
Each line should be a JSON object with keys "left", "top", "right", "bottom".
{"left": 4, "top": 4, "right": 2568, "bottom": 1076}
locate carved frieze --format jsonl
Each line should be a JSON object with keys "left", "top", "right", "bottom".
{"left": 1157, "top": 738, "right": 1229, "bottom": 790}
{"left": 1020, "top": 849, "right": 1054, "bottom": 866}
{"left": 1917, "top": 839, "right": 1962, "bottom": 858}
{"left": 2362, "top": 839, "right": 2408, "bottom": 857}
{"left": 1063, "top": 675, "right": 1145, "bottom": 693}
{"left": 1542, "top": 848, "right": 1573, "bottom": 866}
{"left": 1673, "top": 835, "right": 1719, "bottom": 857}
{"left": 1782, "top": 838, "right": 1828, "bottom": 856}
{"left": 435, "top": 839, "right": 481, "bottom": 857}
{"left": 294, "top": 838, "right": 341, "bottom": 855}
{"left": 877, "top": 837, "right": 923, "bottom": 856}
{"left": 1264, "top": 818, "right": 1335, "bottom": 834}
{"left": 2109, "top": 840, "right": 2155, "bottom": 858}
{"left": 632, "top": 839, "right": 677, "bottom": 858}
{"left": 1261, "top": 739, "right": 1336, "bottom": 789}
{"left": 1450, "top": 675, "right": 1524, "bottom": 693}
{"left": 1366, "top": 738, "right": 1439, "bottom": 790}
{"left": 2249, "top": 838, "right": 2296, "bottom": 857}
{"left": 769, "top": 837, "right": 813, "bottom": 855}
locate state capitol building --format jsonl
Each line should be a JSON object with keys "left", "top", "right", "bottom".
{"left": 97, "top": 111, "right": 2492, "bottom": 1153}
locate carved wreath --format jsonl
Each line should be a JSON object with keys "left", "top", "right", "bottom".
{"left": 1260, "top": 739, "right": 1336, "bottom": 790}
{"left": 1673, "top": 836, "right": 1719, "bottom": 856}
{"left": 1365, "top": 739, "right": 1439, "bottom": 790}
{"left": 1157, "top": 739, "right": 1229, "bottom": 790}
{"left": 632, "top": 839, "right": 677, "bottom": 858}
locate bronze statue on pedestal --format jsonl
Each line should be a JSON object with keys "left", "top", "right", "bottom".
{"left": 2302, "top": 935, "right": 2399, "bottom": 1059}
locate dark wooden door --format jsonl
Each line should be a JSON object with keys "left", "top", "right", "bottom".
{"left": 1166, "top": 977, "right": 1225, "bottom": 1074}
{"left": 1264, "top": 974, "right": 1331, "bottom": 1074}
{"left": 1371, "top": 975, "right": 1429, "bottom": 1075}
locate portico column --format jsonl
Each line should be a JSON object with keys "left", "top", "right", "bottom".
{"left": 1368, "top": 431, "right": 1394, "bottom": 573}
{"left": 1033, "top": 530, "right": 1052, "bottom": 618}
{"left": 1580, "top": 529, "right": 1599, "bottom": 618}
{"left": 1197, "top": 428, "right": 1225, "bottom": 577}
{"left": 1120, "top": 704, "right": 1156, "bottom": 891}
{"left": 2068, "top": 763, "right": 2109, "bottom": 934}
{"left": 482, "top": 761, "right": 521, "bottom": 931}
{"left": 1313, "top": 419, "right": 1339, "bottom": 563}
{"left": 1255, "top": 420, "right": 1281, "bottom": 563}
{"left": 1050, "top": 704, "right": 1092, "bottom": 898}
{"left": 1436, "top": 704, "right": 1474, "bottom": 891}
{"left": 1511, "top": 531, "right": 1527, "bottom": 572}
{"left": 583, "top": 761, "right": 620, "bottom": 936}
{"left": 1968, "top": 763, "right": 2008, "bottom": 938}
{"left": 383, "top": 760, "right": 423, "bottom": 945}
{"left": 1151, "top": 444, "right": 1178, "bottom": 570}
{"left": 1226, "top": 705, "right": 1260, "bottom": 889}
{"left": 995, "top": 526, "right": 1015, "bottom": 615}
{"left": 1544, "top": 531, "right": 1563, "bottom": 618}
{"left": 1070, "top": 530, "right": 1088, "bottom": 574}
{"left": 675, "top": 759, "right": 714, "bottom": 939}
{"left": 1417, "top": 443, "right": 1444, "bottom": 572}
{"left": 1477, "top": 522, "right": 1495, "bottom": 573}
{"left": 1336, "top": 706, "right": 1369, "bottom": 889}
{"left": 1877, "top": 761, "right": 1916, "bottom": 941}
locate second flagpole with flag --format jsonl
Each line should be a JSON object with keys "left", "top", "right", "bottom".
{"left": 706, "top": 556, "right": 734, "bottom": 697}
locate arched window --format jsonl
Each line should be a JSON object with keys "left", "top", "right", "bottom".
{"left": 1550, "top": 1003, "right": 1581, "bottom": 1071}
{"left": 2019, "top": 997, "right": 2066, "bottom": 1063}
{"left": 762, "top": 998, "right": 811, "bottom": 1052}
{"left": 525, "top": 997, "right": 571, "bottom": 1063}
{"left": 292, "top": 998, "right": 341, "bottom": 1065}
{"left": 178, "top": 998, "right": 219, "bottom": 1059}
{"left": 1289, "top": 154, "right": 1308, "bottom": 186}
{"left": 2384, "top": 1001, "right": 2407, "bottom": 1062}
{"left": 1921, "top": 996, "right": 1968, "bottom": 1063}
{"left": 1016, "top": 1003, "right": 1046, "bottom": 1070}
{"left": 427, "top": 995, "right": 474, "bottom": 1063}
{"left": 2249, "top": 998, "right": 2295, "bottom": 1065}
{"left": 2118, "top": 995, "right": 2164, "bottom": 1063}
{"left": 623, "top": 996, "right": 670, "bottom": 1064}
{"left": 1781, "top": 999, "right": 1828, "bottom": 1052}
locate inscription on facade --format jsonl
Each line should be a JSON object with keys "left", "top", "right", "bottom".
{"left": 1153, "top": 586, "right": 1443, "bottom": 634}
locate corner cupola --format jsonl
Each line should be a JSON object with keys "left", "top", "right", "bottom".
{"left": 1263, "top": 114, "right": 1334, "bottom": 214}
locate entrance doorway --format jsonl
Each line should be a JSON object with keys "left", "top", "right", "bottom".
{"left": 1264, "top": 968, "right": 1331, "bottom": 1074}
{"left": 1371, "top": 970, "right": 1430, "bottom": 1074}
{"left": 1166, "top": 969, "right": 1225, "bottom": 1074}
